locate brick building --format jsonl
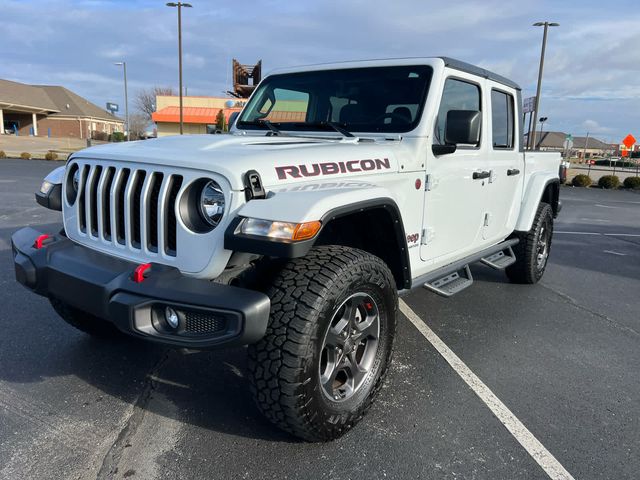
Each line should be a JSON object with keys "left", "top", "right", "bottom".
{"left": 0, "top": 78, "right": 124, "bottom": 139}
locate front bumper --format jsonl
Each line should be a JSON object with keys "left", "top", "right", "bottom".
{"left": 11, "top": 227, "right": 271, "bottom": 349}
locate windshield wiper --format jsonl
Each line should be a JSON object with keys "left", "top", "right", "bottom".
{"left": 239, "top": 119, "right": 286, "bottom": 136}
{"left": 300, "top": 121, "right": 355, "bottom": 138}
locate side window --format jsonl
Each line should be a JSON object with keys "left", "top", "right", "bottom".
{"left": 434, "top": 78, "right": 481, "bottom": 146}
{"left": 262, "top": 88, "right": 309, "bottom": 123}
{"left": 491, "top": 89, "right": 515, "bottom": 149}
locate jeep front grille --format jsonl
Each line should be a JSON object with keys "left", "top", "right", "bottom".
{"left": 73, "top": 163, "right": 183, "bottom": 256}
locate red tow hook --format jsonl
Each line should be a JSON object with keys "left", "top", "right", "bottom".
{"left": 133, "top": 263, "right": 152, "bottom": 283}
{"left": 34, "top": 234, "right": 51, "bottom": 249}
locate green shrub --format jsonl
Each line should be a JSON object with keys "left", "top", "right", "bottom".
{"left": 0, "top": 150, "right": 6, "bottom": 159}
{"left": 598, "top": 175, "right": 620, "bottom": 189}
{"left": 572, "top": 174, "right": 592, "bottom": 187}
{"left": 20, "top": 152, "right": 31, "bottom": 159}
{"left": 111, "top": 132, "right": 125, "bottom": 142}
{"left": 44, "top": 151, "right": 59, "bottom": 161}
{"left": 623, "top": 176, "right": 640, "bottom": 190}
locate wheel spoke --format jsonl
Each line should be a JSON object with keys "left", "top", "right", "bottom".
{"left": 320, "top": 348, "right": 343, "bottom": 391}
{"left": 354, "top": 315, "right": 379, "bottom": 341}
{"left": 346, "top": 351, "right": 366, "bottom": 385}
{"left": 343, "top": 299, "right": 358, "bottom": 328}
{"left": 325, "top": 325, "right": 345, "bottom": 348}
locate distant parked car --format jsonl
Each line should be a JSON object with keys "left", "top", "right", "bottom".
{"left": 140, "top": 124, "right": 157, "bottom": 139}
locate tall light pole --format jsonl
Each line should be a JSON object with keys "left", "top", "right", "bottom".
{"left": 114, "top": 62, "right": 129, "bottom": 141}
{"left": 529, "top": 21, "right": 559, "bottom": 150}
{"left": 166, "top": 2, "right": 192, "bottom": 135}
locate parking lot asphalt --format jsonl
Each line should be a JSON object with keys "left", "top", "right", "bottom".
{"left": 0, "top": 159, "right": 638, "bottom": 480}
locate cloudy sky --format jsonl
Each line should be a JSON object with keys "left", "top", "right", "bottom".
{"left": 2, "top": 0, "right": 638, "bottom": 141}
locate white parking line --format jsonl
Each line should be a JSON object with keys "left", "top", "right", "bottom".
{"left": 603, "top": 250, "right": 626, "bottom": 256}
{"left": 399, "top": 299, "right": 575, "bottom": 480}
{"left": 556, "top": 231, "right": 640, "bottom": 237}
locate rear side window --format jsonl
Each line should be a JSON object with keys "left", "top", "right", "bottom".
{"left": 434, "top": 78, "right": 481, "bottom": 146}
{"left": 491, "top": 89, "right": 515, "bottom": 149}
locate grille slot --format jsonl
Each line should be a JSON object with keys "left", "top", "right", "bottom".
{"left": 88, "top": 165, "right": 102, "bottom": 236}
{"left": 130, "top": 171, "right": 146, "bottom": 248}
{"left": 147, "top": 173, "right": 163, "bottom": 252}
{"left": 78, "top": 165, "right": 89, "bottom": 233}
{"left": 101, "top": 167, "right": 116, "bottom": 240}
{"left": 165, "top": 176, "right": 183, "bottom": 255}
{"left": 71, "top": 162, "right": 182, "bottom": 257}
{"left": 115, "top": 168, "right": 130, "bottom": 244}
{"left": 184, "top": 310, "right": 226, "bottom": 335}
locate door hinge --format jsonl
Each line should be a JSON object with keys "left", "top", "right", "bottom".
{"left": 425, "top": 174, "right": 438, "bottom": 191}
{"left": 421, "top": 227, "right": 435, "bottom": 245}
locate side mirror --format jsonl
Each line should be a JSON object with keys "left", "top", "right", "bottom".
{"left": 228, "top": 111, "right": 240, "bottom": 129}
{"left": 431, "top": 110, "right": 481, "bottom": 156}
{"left": 445, "top": 110, "right": 481, "bottom": 145}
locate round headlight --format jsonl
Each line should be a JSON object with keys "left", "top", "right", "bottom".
{"left": 199, "top": 180, "right": 225, "bottom": 227}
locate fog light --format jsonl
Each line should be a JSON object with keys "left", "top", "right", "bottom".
{"left": 165, "top": 307, "right": 179, "bottom": 329}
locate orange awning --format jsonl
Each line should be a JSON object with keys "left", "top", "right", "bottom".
{"left": 152, "top": 106, "right": 219, "bottom": 124}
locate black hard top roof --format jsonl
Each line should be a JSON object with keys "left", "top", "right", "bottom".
{"left": 439, "top": 57, "right": 521, "bottom": 91}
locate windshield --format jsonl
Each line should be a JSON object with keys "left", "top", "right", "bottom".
{"left": 237, "top": 65, "right": 433, "bottom": 134}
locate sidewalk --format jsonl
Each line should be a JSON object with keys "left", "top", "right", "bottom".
{"left": 0, "top": 135, "right": 107, "bottom": 158}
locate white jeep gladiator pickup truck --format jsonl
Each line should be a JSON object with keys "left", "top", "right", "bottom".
{"left": 12, "top": 57, "right": 561, "bottom": 441}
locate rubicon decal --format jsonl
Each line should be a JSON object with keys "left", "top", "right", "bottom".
{"left": 275, "top": 158, "right": 391, "bottom": 180}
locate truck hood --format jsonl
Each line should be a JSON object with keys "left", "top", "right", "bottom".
{"left": 74, "top": 134, "right": 400, "bottom": 190}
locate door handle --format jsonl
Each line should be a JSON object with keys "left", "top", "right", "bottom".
{"left": 473, "top": 171, "right": 491, "bottom": 180}
{"left": 507, "top": 168, "right": 520, "bottom": 176}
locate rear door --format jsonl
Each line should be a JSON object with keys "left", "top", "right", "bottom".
{"left": 420, "top": 74, "right": 489, "bottom": 265}
{"left": 481, "top": 85, "right": 524, "bottom": 242}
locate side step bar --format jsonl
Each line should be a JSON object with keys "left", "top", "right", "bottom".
{"left": 423, "top": 265, "right": 473, "bottom": 298}
{"left": 480, "top": 246, "right": 516, "bottom": 270}
{"left": 402, "top": 239, "right": 520, "bottom": 298}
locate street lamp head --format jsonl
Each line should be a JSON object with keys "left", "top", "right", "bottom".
{"left": 166, "top": 2, "right": 178, "bottom": 6}
{"left": 540, "top": 117, "right": 548, "bottom": 122}
{"left": 183, "top": 3, "right": 193, "bottom": 6}
{"left": 114, "top": 62, "right": 124, "bottom": 66}
{"left": 166, "top": 2, "right": 192, "bottom": 5}
{"left": 533, "top": 21, "right": 560, "bottom": 27}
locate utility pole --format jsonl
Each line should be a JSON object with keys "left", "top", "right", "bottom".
{"left": 166, "top": 2, "right": 193, "bottom": 135}
{"left": 114, "top": 61, "right": 129, "bottom": 141}
{"left": 530, "top": 21, "right": 559, "bottom": 150}
{"left": 582, "top": 132, "right": 590, "bottom": 163}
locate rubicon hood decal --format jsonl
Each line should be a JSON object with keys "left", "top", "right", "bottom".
{"left": 276, "top": 158, "right": 391, "bottom": 180}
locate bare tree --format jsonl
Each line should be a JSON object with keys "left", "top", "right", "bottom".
{"left": 128, "top": 113, "right": 149, "bottom": 140}
{"left": 135, "top": 86, "right": 174, "bottom": 120}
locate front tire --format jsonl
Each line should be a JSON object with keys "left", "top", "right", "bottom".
{"left": 506, "top": 202, "right": 554, "bottom": 284}
{"left": 248, "top": 246, "right": 397, "bottom": 441}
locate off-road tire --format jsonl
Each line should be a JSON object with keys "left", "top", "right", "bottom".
{"left": 248, "top": 246, "right": 397, "bottom": 442}
{"left": 49, "top": 297, "right": 122, "bottom": 338}
{"left": 506, "top": 202, "right": 553, "bottom": 284}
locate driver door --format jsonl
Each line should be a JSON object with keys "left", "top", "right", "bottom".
{"left": 420, "top": 75, "right": 489, "bottom": 266}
